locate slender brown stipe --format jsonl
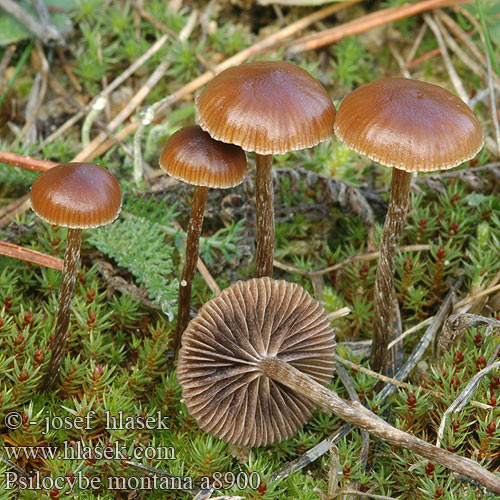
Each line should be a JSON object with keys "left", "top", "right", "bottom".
{"left": 255, "top": 155, "right": 274, "bottom": 278}
{"left": 30, "top": 163, "right": 121, "bottom": 387}
{"left": 178, "top": 277, "right": 500, "bottom": 494}
{"left": 334, "top": 77, "right": 483, "bottom": 373}
{"left": 196, "top": 61, "right": 336, "bottom": 278}
{"left": 159, "top": 126, "right": 247, "bottom": 354}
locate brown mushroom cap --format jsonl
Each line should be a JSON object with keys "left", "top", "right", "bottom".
{"left": 30, "top": 162, "right": 121, "bottom": 228}
{"left": 334, "top": 77, "right": 483, "bottom": 172}
{"left": 177, "top": 277, "right": 336, "bottom": 447}
{"left": 160, "top": 125, "right": 248, "bottom": 188}
{"left": 196, "top": 61, "right": 336, "bottom": 155}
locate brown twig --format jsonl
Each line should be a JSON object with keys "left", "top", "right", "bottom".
{"left": 85, "top": 0, "right": 362, "bottom": 159}
{"left": 0, "top": 241, "right": 64, "bottom": 271}
{"left": 435, "top": 10, "right": 485, "bottom": 79}
{"left": 0, "top": 151, "right": 57, "bottom": 172}
{"left": 273, "top": 244, "right": 431, "bottom": 277}
{"left": 286, "top": 0, "right": 470, "bottom": 55}
{"left": 55, "top": 46, "right": 82, "bottom": 92}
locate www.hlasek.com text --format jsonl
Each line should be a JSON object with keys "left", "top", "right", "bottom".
{"left": 3, "top": 440, "right": 176, "bottom": 462}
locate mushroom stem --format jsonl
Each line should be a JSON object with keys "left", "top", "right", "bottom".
{"left": 371, "top": 168, "right": 412, "bottom": 373}
{"left": 255, "top": 154, "right": 274, "bottom": 278}
{"left": 260, "top": 356, "right": 500, "bottom": 494}
{"left": 174, "top": 185, "right": 209, "bottom": 354}
{"left": 46, "top": 227, "right": 83, "bottom": 387}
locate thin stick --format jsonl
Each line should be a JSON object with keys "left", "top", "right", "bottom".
{"left": 0, "top": 241, "right": 64, "bottom": 271}
{"left": 433, "top": 13, "right": 485, "bottom": 79}
{"left": 0, "top": 44, "right": 17, "bottom": 82}
{"left": 388, "top": 41, "right": 411, "bottom": 78}
{"left": 86, "top": 0, "right": 361, "bottom": 159}
{"left": 387, "top": 316, "right": 433, "bottom": 349}
{"left": 436, "top": 361, "right": 500, "bottom": 447}
{"left": 405, "top": 23, "right": 427, "bottom": 65}
{"left": 72, "top": 62, "right": 169, "bottom": 162}
{"left": 19, "top": 43, "right": 49, "bottom": 141}
{"left": 424, "top": 13, "right": 469, "bottom": 104}
{"left": 0, "top": 196, "right": 30, "bottom": 229}
{"left": 43, "top": 34, "right": 169, "bottom": 145}
{"left": 262, "top": 357, "right": 500, "bottom": 494}
{"left": 55, "top": 46, "right": 82, "bottom": 92}
{"left": 328, "top": 306, "right": 351, "bottom": 320}
{"left": 287, "top": 0, "right": 470, "bottom": 55}
{"left": 0, "top": 151, "right": 57, "bottom": 172}
{"left": 274, "top": 244, "right": 430, "bottom": 277}
{"left": 333, "top": 354, "right": 490, "bottom": 410}
{"left": 478, "top": 14, "right": 500, "bottom": 157}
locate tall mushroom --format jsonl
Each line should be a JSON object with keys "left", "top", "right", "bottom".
{"left": 333, "top": 78, "right": 483, "bottom": 373}
{"left": 159, "top": 125, "right": 248, "bottom": 354}
{"left": 30, "top": 162, "right": 121, "bottom": 386}
{"left": 178, "top": 277, "right": 500, "bottom": 494}
{"left": 196, "top": 61, "right": 336, "bottom": 278}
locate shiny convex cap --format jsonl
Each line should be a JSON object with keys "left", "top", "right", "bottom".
{"left": 177, "top": 277, "right": 336, "bottom": 447}
{"left": 334, "top": 77, "right": 483, "bottom": 172}
{"left": 160, "top": 125, "right": 248, "bottom": 188}
{"left": 196, "top": 61, "right": 336, "bottom": 155}
{"left": 30, "top": 162, "right": 122, "bottom": 228}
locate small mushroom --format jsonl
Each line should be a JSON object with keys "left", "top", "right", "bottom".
{"left": 30, "top": 162, "right": 121, "bottom": 386}
{"left": 178, "top": 278, "right": 500, "bottom": 494}
{"left": 196, "top": 61, "right": 336, "bottom": 278}
{"left": 178, "top": 277, "right": 336, "bottom": 446}
{"left": 159, "top": 126, "right": 248, "bottom": 354}
{"left": 334, "top": 78, "right": 483, "bottom": 373}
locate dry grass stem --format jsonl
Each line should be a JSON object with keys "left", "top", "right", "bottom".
{"left": 43, "top": 34, "right": 169, "bottom": 145}
{"left": 423, "top": 13, "right": 469, "bottom": 104}
{"left": 0, "top": 241, "right": 64, "bottom": 271}
{"left": 73, "top": 61, "right": 169, "bottom": 162}
{"left": 333, "top": 354, "right": 491, "bottom": 410}
{"left": 0, "top": 151, "right": 56, "bottom": 171}
{"left": 436, "top": 360, "right": 500, "bottom": 447}
{"left": 18, "top": 43, "right": 48, "bottom": 143}
{"left": 273, "top": 244, "right": 431, "bottom": 277}
{"left": 89, "top": 0, "right": 362, "bottom": 158}
{"left": 286, "top": 0, "right": 470, "bottom": 54}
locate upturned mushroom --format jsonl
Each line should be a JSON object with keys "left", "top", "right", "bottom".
{"left": 196, "top": 61, "right": 336, "bottom": 278}
{"left": 178, "top": 277, "right": 500, "bottom": 494}
{"left": 30, "top": 162, "right": 121, "bottom": 386}
{"left": 159, "top": 125, "right": 248, "bottom": 354}
{"left": 334, "top": 78, "right": 483, "bottom": 373}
